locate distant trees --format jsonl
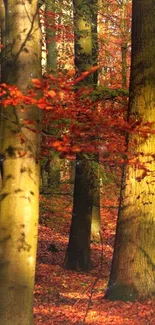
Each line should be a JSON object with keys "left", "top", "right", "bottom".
{"left": 0, "top": 1, "right": 42, "bottom": 324}
{"left": 105, "top": 0, "right": 155, "bottom": 301}
{"left": 98, "top": 0, "right": 131, "bottom": 87}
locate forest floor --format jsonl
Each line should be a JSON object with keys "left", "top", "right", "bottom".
{"left": 34, "top": 182, "right": 155, "bottom": 324}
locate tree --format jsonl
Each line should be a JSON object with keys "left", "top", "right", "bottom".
{"left": 45, "top": 0, "right": 57, "bottom": 73}
{"left": 42, "top": 0, "right": 62, "bottom": 191}
{"left": 64, "top": 153, "right": 95, "bottom": 270}
{"left": 91, "top": 154, "right": 101, "bottom": 242}
{"left": 105, "top": 0, "right": 155, "bottom": 301}
{"left": 0, "top": 1, "right": 42, "bottom": 324}
{"left": 64, "top": 0, "right": 99, "bottom": 271}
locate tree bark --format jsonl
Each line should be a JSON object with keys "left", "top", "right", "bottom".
{"left": 121, "top": 42, "right": 127, "bottom": 88}
{"left": 0, "top": 1, "right": 42, "bottom": 324}
{"left": 64, "top": 0, "right": 99, "bottom": 271}
{"left": 64, "top": 154, "right": 94, "bottom": 270}
{"left": 105, "top": 0, "right": 155, "bottom": 301}
{"left": 45, "top": 0, "right": 57, "bottom": 73}
{"left": 91, "top": 155, "right": 101, "bottom": 242}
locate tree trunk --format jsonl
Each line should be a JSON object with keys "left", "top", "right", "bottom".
{"left": 45, "top": 1, "right": 61, "bottom": 190}
{"left": 0, "top": 1, "right": 42, "bottom": 324}
{"left": 91, "top": 155, "right": 101, "bottom": 242}
{"left": 69, "top": 159, "right": 75, "bottom": 184}
{"left": 45, "top": 0, "right": 57, "bottom": 73}
{"left": 121, "top": 42, "right": 127, "bottom": 88}
{"left": 47, "top": 154, "right": 61, "bottom": 188}
{"left": 64, "top": 154, "right": 94, "bottom": 270}
{"left": 64, "top": 0, "right": 99, "bottom": 271}
{"left": 73, "top": 0, "right": 96, "bottom": 85}
{"left": 105, "top": 0, "right": 155, "bottom": 301}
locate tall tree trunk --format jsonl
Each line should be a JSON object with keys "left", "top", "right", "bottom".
{"left": 64, "top": 153, "right": 94, "bottom": 270}
{"left": 64, "top": 0, "right": 99, "bottom": 271}
{"left": 45, "top": 1, "right": 62, "bottom": 190}
{"left": 91, "top": 154, "right": 101, "bottom": 242}
{"left": 46, "top": 154, "right": 60, "bottom": 188}
{"left": 121, "top": 42, "right": 127, "bottom": 88}
{"left": 73, "top": 0, "right": 96, "bottom": 85}
{"left": 45, "top": 0, "right": 57, "bottom": 73}
{"left": 0, "top": 1, "right": 42, "bottom": 324}
{"left": 105, "top": 0, "right": 155, "bottom": 301}
{"left": 91, "top": 2, "right": 101, "bottom": 241}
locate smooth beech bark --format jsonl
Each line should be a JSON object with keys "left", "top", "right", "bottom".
{"left": 64, "top": 0, "right": 99, "bottom": 271}
{"left": 105, "top": 0, "right": 155, "bottom": 301}
{"left": 91, "top": 155, "right": 101, "bottom": 242}
{"left": 0, "top": 1, "right": 42, "bottom": 324}
{"left": 45, "top": 0, "right": 57, "bottom": 73}
{"left": 64, "top": 153, "right": 94, "bottom": 270}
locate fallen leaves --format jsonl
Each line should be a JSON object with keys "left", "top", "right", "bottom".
{"left": 34, "top": 187, "right": 155, "bottom": 324}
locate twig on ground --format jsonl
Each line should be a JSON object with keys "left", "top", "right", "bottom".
{"left": 82, "top": 231, "right": 104, "bottom": 324}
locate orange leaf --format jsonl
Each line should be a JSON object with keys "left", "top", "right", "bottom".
{"left": 63, "top": 135, "right": 70, "bottom": 144}
{"left": 74, "top": 66, "right": 99, "bottom": 84}
{"left": 32, "top": 79, "right": 42, "bottom": 88}
{"left": 71, "top": 145, "right": 81, "bottom": 153}
{"left": 66, "top": 69, "right": 76, "bottom": 78}
{"left": 37, "top": 98, "right": 47, "bottom": 109}
{"left": 23, "top": 119, "right": 35, "bottom": 125}
{"left": 50, "top": 141, "right": 62, "bottom": 148}
{"left": 47, "top": 90, "right": 57, "bottom": 98}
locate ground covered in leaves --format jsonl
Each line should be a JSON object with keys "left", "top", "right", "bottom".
{"left": 34, "top": 184, "right": 155, "bottom": 324}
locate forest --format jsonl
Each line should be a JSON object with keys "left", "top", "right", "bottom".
{"left": 0, "top": 0, "right": 155, "bottom": 324}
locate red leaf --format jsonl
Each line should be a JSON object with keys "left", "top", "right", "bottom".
{"left": 32, "top": 79, "right": 42, "bottom": 88}
{"left": 47, "top": 90, "right": 57, "bottom": 98}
